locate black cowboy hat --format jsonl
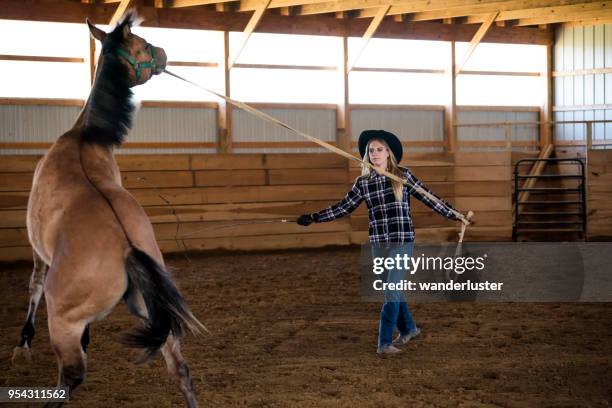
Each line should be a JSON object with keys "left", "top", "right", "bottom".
{"left": 358, "top": 130, "right": 403, "bottom": 163}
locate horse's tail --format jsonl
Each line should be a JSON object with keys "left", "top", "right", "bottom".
{"left": 122, "top": 248, "right": 205, "bottom": 361}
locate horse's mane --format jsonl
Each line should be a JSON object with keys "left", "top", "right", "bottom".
{"left": 82, "top": 12, "right": 140, "bottom": 147}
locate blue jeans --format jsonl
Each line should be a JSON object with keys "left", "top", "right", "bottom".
{"left": 372, "top": 243, "right": 417, "bottom": 348}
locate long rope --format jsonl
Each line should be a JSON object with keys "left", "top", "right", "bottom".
{"left": 179, "top": 218, "right": 296, "bottom": 239}
{"left": 163, "top": 69, "right": 473, "bottom": 242}
{"left": 136, "top": 176, "right": 297, "bottom": 255}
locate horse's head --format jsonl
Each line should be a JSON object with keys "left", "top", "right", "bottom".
{"left": 87, "top": 12, "right": 167, "bottom": 87}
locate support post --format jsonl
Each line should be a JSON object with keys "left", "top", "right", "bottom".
{"left": 445, "top": 41, "right": 457, "bottom": 153}
{"left": 337, "top": 37, "right": 352, "bottom": 153}
{"left": 540, "top": 43, "right": 553, "bottom": 147}
{"left": 218, "top": 31, "right": 232, "bottom": 153}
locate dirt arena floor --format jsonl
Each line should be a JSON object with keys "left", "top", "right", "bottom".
{"left": 1, "top": 247, "right": 611, "bottom": 407}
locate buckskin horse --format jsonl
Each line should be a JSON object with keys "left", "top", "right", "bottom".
{"left": 11, "top": 12, "right": 204, "bottom": 407}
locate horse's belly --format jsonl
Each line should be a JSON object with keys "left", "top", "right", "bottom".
{"left": 27, "top": 174, "right": 75, "bottom": 265}
{"left": 27, "top": 137, "right": 90, "bottom": 264}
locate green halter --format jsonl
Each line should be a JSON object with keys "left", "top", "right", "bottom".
{"left": 115, "top": 43, "right": 159, "bottom": 82}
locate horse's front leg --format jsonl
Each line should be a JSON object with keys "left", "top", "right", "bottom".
{"left": 12, "top": 251, "right": 47, "bottom": 364}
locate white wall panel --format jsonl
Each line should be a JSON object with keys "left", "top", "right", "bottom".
{"left": 130, "top": 106, "right": 217, "bottom": 143}
{"left": 554, "top": 24, "right": 612, "bottom": 147}
{"left": 232, "top": 108, "right": 336, "bottom": 153}
{"left": 350, "top": 108, "right": 444, "bottom": 153}
{"left": 0, "top": 104, "right": 80, "bottom": 144}
{"left": 457, "top": 109, "right": 539, "bottom": 152}
{"left": 0, "top": 104, "right": 218, "bottom": 154}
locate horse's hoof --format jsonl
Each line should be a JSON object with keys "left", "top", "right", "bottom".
{"left": 11, "top": 346, "right": 32, "bottom": 365}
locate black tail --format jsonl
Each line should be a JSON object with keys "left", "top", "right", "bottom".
{"left": 123, "top": 248, "right": 204, "bottom": 361}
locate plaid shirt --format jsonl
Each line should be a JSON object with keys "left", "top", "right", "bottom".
{"left": 311, "top": 167, "right": 459, "bottom": 243}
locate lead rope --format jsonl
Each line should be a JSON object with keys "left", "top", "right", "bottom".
{"left": 162, "top": 69, "right": 473, "bottom": 240}
{"left": 455, "top": 210, "right": 474, "bottom": 256}
{"left": 179, "top": 218, "right": 296, "bottom": 239}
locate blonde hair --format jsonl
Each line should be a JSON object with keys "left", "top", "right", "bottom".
{"left": 361, "top": 138, "right": 405, "bottom": 201}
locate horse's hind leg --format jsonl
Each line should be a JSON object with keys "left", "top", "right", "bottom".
{"left": 44, "top": 317, "right": 89, "bottom": 408}
{"left": 126, "top": 291, "right": 198, "bottom": 407}
{"left": 12, "top": 251, "right": 47, "bottom": 364}
{"left": 161, "top": 335, "right": 198, "bottom": 408}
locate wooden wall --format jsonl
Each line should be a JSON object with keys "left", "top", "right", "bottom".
{"left": 588, "top": 149, "right": 612, "bottom": 240}
{"left": 456, "top": 152, "right": 513, "bottom": 241}
{"left": 0, "top": 152, "right": 514, "bottom": 262}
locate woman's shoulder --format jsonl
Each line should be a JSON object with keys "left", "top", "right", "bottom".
{"left": 353, "top": 174, "right": 369, "bottom": 184}
{"left": 398, "top": 165, "right": 412, "bottom": 176}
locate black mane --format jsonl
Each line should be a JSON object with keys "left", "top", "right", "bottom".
{"left": 82, "top": 13, "right": 138, "bottom": 147}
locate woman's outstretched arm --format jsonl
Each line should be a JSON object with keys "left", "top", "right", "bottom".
{"left": 405, "top": 169, "right": 460, "bottom": 221}
{"left": 299, "top": 181, "right": 364, "bottom": 225}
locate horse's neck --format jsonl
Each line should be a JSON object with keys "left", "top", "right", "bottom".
{"left": 76, "top": 54, "right": 134, "bottom": 147}
{"left": 74, "top": 55, "right": 103, "bottom": 130}
{"left": 74, "top": 97, "right": 91, "bottom": 129}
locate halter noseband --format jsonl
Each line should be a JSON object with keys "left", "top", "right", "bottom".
{"left": 115, "top": 43, "right": 159, "bottom": 82}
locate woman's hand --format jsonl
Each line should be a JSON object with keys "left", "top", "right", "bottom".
{"left": 459, "top": 210, "right": 474, "bottom": 226}
{"left": 297, "top": 214, "right": 314, "bottom": 226}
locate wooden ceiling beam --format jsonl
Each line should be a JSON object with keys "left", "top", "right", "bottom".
{"left": 0, "top": 0, "right": 552, "bottom": 45}
{"left": 561, "top": 14, "right": 612, "bottom": 26}
{"left": 84, "top": 0, "right": 240, "bottom": 8}
{"left": 236, "top": 0, "right": 333, "bottom": 12}
{"left": 398, "top": 0, "right": 603, "bottom": 22}
{"left": 348, "top": 5, "right": 390, "bottom": 71}
{"left": 351, "top": 0, "right": 565, "bottom": 19}
{"left": 167, "top": 0, "right": 235, "bottom": 6}
{"left": 228, "top": 0, "right": 271, "bottom": 68}
{"left": 456, "top": 11, "right": 499, "bottom": 75}
{"left": 70, "top": 0, "right": 611, "bottom": 22}
{"left": 299, "top": 0, "right": 508, "bottom": 17}
{"left": 517, "top": 7, "right": 612, "bottom": 25}
{"left": 464, "top": 2, "right": 612, "bottom": 25}
{"left": 109, "top": 0, "right": 135, "bottom": 26}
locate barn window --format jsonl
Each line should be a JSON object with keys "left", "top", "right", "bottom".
{"left": 457, "top": 74, "right": 542, "bottom": 106}
{"left": 456, "top": 42, "right": 545, "bottom": 72}
{"left": 129, "top": 27, "right": 223, "bottom": 102}
{"left": 0, "top": 19, "right": 88, "bottom": 57}
{"left": 455, "top": 42, "right": 546, "bottom": 106}
{"left": 0, "top": 61, "right": 89, "bottom": 99}
{"left": 348, "top": 38, "right": 449, "bottom": 105}
{"left": 231, "top": 68, "right": 339, "bottom": 103}
{"left": 133, "top": 65, "right": 223, "bottom": 102}
{"left": 229, "top": 32, "right": 342, "bottom": 103}
{"left": 349, "top": 71, "right": 447, "bottom": 105}
{"left": 349, "top": 38, "right": 449, "bottom": 70}
{"left": 0, "top": 19, "right": 89, "bottom": 98}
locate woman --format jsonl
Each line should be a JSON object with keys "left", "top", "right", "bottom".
{"left": 297, "top": 129, "right": 468, "bottom": 355}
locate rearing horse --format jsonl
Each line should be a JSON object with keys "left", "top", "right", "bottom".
{"left": 12, "top": 13, "right": 204, "bottom": 407}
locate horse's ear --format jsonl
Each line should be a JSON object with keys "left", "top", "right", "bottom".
{"left": 122, "top": 24, "right": 131, "bottom": 39}
{"left": 87, "top": 19, "right": 107, "bottom": 43}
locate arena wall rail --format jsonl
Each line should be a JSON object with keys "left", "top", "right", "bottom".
{"left": 0, "top": 152, "right": 524, "bottom": 262}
